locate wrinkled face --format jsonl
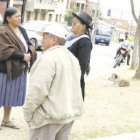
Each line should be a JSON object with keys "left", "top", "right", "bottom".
{"left": 71, "top": 17, "right": 86, "bottom": 36}
{"left": 42, "top": 33, "right": 55, "bottom": 51}
{"left": 7, "top": 11, "right": 21, "bottom": 27}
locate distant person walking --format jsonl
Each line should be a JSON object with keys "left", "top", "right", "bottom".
{"left": 23, "top": 24, "right": 83, "bottom": 140}
{"left": 0, "top": 7, "right": 37, "bottom": 130}
{"left": 65, "top": 11, "right": 93, "bottom": 101}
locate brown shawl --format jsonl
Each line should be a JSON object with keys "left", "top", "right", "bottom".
{"left": 0, "top": 24, "right": 37, "bottom": 80}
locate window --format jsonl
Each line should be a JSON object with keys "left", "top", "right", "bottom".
{"left": 26, "top": 12, "right": 31, "bottom": 21}
{"left": 76, "top": 3, "right": 80, "bottom": 11}
{"left": 81, "top": 4, "right": 84, "bottom": 10}
{"left": 48, "top": 14, "right": 52, "bottom": 21}
{"left": 34, "top": 11, "right": 38, "bottom": 20}
{"left": 59, "top": 14, "right": 61, "bottom": 22}
{"left": 55, "top": 14, "right": 58, "bottom": 22}
{"left": 40, "top": 11, "right": 46, "bottom": 20}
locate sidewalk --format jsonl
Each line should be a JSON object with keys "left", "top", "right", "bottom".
{"left": 0, "top": 68, "right": 140, "bottom": 140}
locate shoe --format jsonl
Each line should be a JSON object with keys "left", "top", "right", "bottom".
{"left": 0, "top": 125, "right": 2, "bottom": 130}
{"left": 1, "top": 121, "right": 19, "bottom": 129}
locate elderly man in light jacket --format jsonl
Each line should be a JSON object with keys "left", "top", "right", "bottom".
{"left": 23, "top": 24, "right": 83, "bottom": 140}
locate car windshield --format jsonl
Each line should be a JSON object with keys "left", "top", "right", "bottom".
{"left": 96, "top": 28, "right": 112, "bottom": 36}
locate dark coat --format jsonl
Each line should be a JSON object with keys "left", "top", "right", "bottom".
{"left": 68, "top": 37, "right": 92, "bottom": 100}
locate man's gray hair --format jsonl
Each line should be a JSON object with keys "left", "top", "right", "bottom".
{"left": 57, "top": 37, "right": 66, "bottom": 45}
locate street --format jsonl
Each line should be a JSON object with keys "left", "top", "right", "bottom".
{"left": 86, "top": 42, "right": 130, "bottom": 81}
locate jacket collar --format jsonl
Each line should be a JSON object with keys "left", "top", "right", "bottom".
{"left": 43, "top": 45, "right": 64, "bottom": 53}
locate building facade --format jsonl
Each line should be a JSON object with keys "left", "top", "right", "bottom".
{"left": 25, "top": 0, "right": 99, "bottom": 24}
{"left": 0, "top": 0, "right": 26, "bottom": 23}
{"left": 0, "top": 0, "right": 9, "bottom": 21}
{"left": 68, "top": 0, "right": 87, "bottom": 12}
{"left": 87, "top": 1, "right": 100, "bottom": 27}
{"left": 0, "top": 0, "right": 100, "bottom": 26}
{"left": 25, "top": 0, "right": 68, "bottom": 23}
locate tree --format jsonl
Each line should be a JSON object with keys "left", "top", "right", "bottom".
{"left": 64, "top": 7, "right": 77, "bottom": 26}
{"left": 130, "top": 0, "right": 140, "bottom": 78}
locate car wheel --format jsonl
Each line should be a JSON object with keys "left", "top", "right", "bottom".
{"left": 106, "top": 43, "right": 109, "bottom": 46}
{"left": 95, "top": 41, "right": 98, "bottom": 44}
{"left": 30, "top": 38, "right": 38, "bottom": 49}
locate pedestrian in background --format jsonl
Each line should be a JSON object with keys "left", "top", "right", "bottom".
{"left": 0, "top": 7, "right": 37, "bottom": 129}
{"left": 23, "top": 24, "right": 83, "bottom": 140}
{"left": 125, "top": 32, "right": 129, "bottom": 40}
{"left": 65, "top": 11, "right": 93, "bottom": 101}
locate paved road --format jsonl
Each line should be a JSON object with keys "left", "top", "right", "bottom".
{"left": 86, "top": 42, "right": 130, "bottom": 81}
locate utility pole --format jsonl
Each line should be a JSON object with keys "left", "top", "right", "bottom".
{"left": 6, "top": 0, "right": 9, "bottom": 7}
{"left": 21, "top": 0, "right": 26, "bottom": 23}
{"left": 92, "top": 0, "right": 100, "bottom": 44}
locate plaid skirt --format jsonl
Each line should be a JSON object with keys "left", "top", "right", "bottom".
{"left": 0, "top": 71, "right": 27, "bottom": 107}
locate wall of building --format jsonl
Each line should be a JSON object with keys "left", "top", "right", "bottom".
{"left": 23, "top": 0, "right": 100, "bottom": 26}
{"left": 87, "top": 1, "right": 99, "bottom": 27}
{"left": 0, "top": 1, "right": 7, "bottom": 19}
{"left": 25, "top": 0, "right": 68, "bottom": 23}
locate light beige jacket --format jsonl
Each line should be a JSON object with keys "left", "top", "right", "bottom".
{"left": 23, "top": 45, "right": 83, "bottom": 129}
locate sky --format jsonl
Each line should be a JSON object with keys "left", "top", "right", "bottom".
{"left": 89, "top": 0, "right": 140, "bottom": 24}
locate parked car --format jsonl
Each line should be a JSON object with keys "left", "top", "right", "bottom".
{"left": 26, "top": 30, "right": 43, "bottom": 50}
{"left": 21, "top": 21, "right": 70, "bottom": 50}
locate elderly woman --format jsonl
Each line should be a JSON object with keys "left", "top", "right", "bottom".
{"left": 0, "top": 7, "right": 37, "bottom": 129}
{"left": 65, "top": 11, "right": 93, "bottom": 101}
